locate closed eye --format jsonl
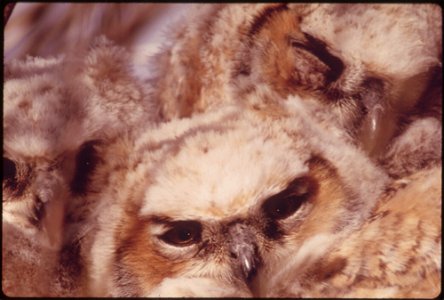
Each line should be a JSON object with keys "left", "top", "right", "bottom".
{"left": 291, "top": 32, "right": 344, "bottom": 83}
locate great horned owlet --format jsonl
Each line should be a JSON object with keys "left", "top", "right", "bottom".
{"left": 2, "top": 37, "right": 157, "bottom": 296}
{"left": 82, "top": 105, "right": 434, "bottom": 297}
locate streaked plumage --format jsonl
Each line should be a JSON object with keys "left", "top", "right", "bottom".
{"left": 84, "top": 105, "right": 409, "bottom": 297}
{"left": 146, "top": 3, "right": 441, "bottom": 175}
{"left": 2, "top": 37, "right": 157, "bottom": 296}
{"left": 3, "top": 4, "right": 441, "bottom": 297}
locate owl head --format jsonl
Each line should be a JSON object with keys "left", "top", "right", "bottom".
{"left": 3, "top": 37, "right": 156, "bottom": 250}
{"left": 150, "top": 3, "right": 441, "bottom": 158}
{"left": 4, "top": 54, "right": 90, "bottom": 249}
{"left": 87, "top": 104, "right": 388, "bottom": 296}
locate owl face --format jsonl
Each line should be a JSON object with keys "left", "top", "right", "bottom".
{"left": 151, "top": 3, "right": 441, "bottom": 157}
{"left": 3, "top": 37, "right": 155, "bottom": 249}
{"left": 292, "top": 4, "right": 441, "bottom": 155}
{"left": 89, "top": 106, "right": 387, "bottom": 297}
{"left": 3, "top": 56, "right": 94, "bottom": 248}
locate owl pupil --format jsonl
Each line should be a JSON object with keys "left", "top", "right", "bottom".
{"left": 178, "top": 229, "right": 191, "bottom": 241}
{"left": 275, "top": 205, "right": 287, "bottom": 214}
{"left": 268, "top": 197, "right": 297, "bottom": 219}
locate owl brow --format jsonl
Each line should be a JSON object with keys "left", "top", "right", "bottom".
{"left": 142, "top": 215, "right": 168, "bottom": 223}
{"left": 268, "top": 175, "right": 315, "bottom": 200}
{"left": 142, "top": 216, "right": 206, "bottom": 232}
{"left": 142, "top": 215, "right": 177, "bottom": 226}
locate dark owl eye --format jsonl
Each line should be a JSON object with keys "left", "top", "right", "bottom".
{"left": 3, "top": 157, "right": 16, "bottom": 182}
{"left": 263, "top": 196, "right": 300, "bottom": 220}
{"left": 3, "top": 157, "right": 17, "bottom": 188}
{"left": 70, "top": 140, "right": 100, "bottom": 195}
{"left": 159, "top": 221, "right": 202, "bottom": 247}
{"left": 3, "top": 157, "right": 28, "bottom": 197}
{"left": 262, "top": 176, "right": 313, "bottom": 220}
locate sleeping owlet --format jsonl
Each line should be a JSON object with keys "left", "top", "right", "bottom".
{"left": 145, "top": 3, "right": 441, "bottom": 175}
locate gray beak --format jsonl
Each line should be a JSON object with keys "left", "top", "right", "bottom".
{"left": 33, "top": 171, "right": 66, "bottom": 250}
{"left": 227, "top": 222, "right": 260, "bottom": 281}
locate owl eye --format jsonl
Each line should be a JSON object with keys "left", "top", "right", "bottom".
{"left": 159, "top": 221, "right": 202, "bottom": 247}
{"left": 70, "top": 140, "right": 100, "bottom": 195}
{"left": 3, "top": 157, "right": 17, "bottom": 185}
{"left": 290, "top": 33, "right": 344, "bottom": 84}
{"left": 263, "top": 195, "right": 300, "bottom": 220}
{"left": 3, "top": 157, "right": 28, "bottom": 197}
{"left": 262, "top": 177, "right": 313, "bottom": 220}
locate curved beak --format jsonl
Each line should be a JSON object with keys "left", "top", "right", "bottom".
{"left": 357, "top": 78, "right": 395, "bottom": 157}
{"left": 34, "top": 171, "right": 66, "bottom": 250}
{"left": 227, "top": 222, "right": 261, "bottom": 281}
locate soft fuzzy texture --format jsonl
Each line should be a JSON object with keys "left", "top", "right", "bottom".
{"left": 256, "top": 166, "right": 441, "bottom": 298}
{"left": 145, "top": 3, "right": 441, "bottom": 176}
{"left": 3, "top": 4, "right": 441, "bottom": 297}
{"left": 84, "top": 104, "right": 390, "bottom": 297}
{"left": 2, "top": 37, "right": 157, "bottom": 296}
{"left": 378, "top": 117, "right": 442, "bottom": 179}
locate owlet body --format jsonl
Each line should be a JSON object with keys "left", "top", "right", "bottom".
{"left": 84, "top": 104, "right": 409, "bottom": 297}
{"left": 2, "top": 38, "right": 157, "bottom": 296}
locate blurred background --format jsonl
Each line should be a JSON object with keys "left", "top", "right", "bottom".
{"left": 4, "top": 3, "right": 190, "bottom": 76}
